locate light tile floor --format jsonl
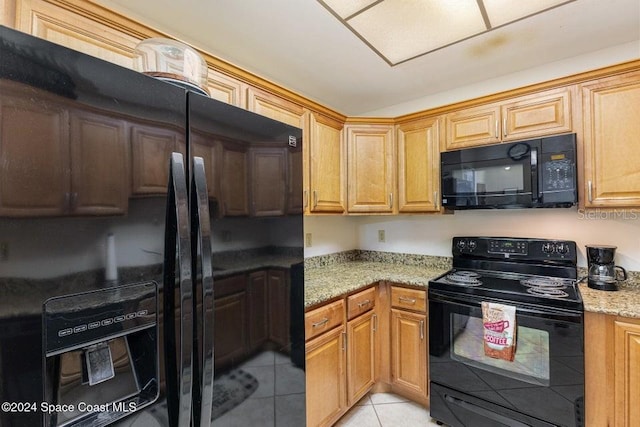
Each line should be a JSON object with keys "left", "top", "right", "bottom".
{"left": 335, "top": 392, "right": 445, "bottom": 427}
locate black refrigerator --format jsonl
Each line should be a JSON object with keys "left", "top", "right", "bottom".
{"left": 0, "top": 26, "right": 305, "bottom": 427}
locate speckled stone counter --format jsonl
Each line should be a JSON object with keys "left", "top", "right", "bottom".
{"left": 304, "top": 251, "right": 450, "bottom": 308}
{"left": 304, "top": 251, "right": 640, "bottom": 318}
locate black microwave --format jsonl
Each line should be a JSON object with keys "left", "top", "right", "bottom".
{"left": 441, "top": 133, "right": 577, "bottom": 209}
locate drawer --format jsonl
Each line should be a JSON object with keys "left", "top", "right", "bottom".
{"left": 215, "top": 274, "right": 246, "bottom": 298}
{"left": 347, "top": 287, "right": 376, "bottom": 320}
{"left": 391, "top": 286, "right": 426, "bottom": 313}
{"left": 305, "top": 299, "right": 345, "bottom": 341}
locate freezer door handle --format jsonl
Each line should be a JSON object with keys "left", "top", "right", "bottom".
{"left": 163, "top": 152, "right": 194, "bottom": 427}
{"left": 190, "top": 156, "right": 215, "bottom": 427}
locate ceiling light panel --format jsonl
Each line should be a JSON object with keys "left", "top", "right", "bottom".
{"left": 482, "top": 0, "right": 574, "bottom": 27}
{"left": 320, "top": 0, "right": 379, "bottom": 19}
{"left": 347, "top": 0, "right": 486, "bottom": 64}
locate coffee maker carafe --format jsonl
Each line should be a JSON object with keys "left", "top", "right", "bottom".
{"left": 586, "top": 245, "right": 627, "bottom": 291}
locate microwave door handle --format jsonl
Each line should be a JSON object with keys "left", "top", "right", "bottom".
{"left": 190, "top": 157, "right": 215, "bottom": 427}
{"left": 530, "top": 148, "right": 539, "bottom": 202}
{"left": 163, "top": 152, "right": 194, "bottom": 427}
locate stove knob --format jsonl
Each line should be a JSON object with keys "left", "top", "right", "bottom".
{"left": 468, "top": 240, "right": 477, "bottom": 250}
{"left": 456, "top": 240, "right": 467, "bottom": 250}
{"left": 556, "top": 242, "right": 570, "bottom": 254}
{"left": 542, "top": 242, "right": 554, "bottom": 253}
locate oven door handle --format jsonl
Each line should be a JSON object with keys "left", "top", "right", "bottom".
{"left": 428, "top": 289, "right": 583, "bottom": 323}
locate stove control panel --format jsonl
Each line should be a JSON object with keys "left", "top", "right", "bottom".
{"left": 452, "top": 237, "right": 577, "bottom": 263}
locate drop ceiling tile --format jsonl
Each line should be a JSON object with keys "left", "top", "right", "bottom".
{"left": 320, "top": 0, "right": 379, "bottom": 19}
{"left": 347, "top": 0, "right": 486, "bottom": 64}
{"left": 482, "top": 0, "right": 574, "bottom": 27}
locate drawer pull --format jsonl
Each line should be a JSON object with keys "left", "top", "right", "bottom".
{"left": 399, "top": 296, "right": 416, "bottom": 305}
{"left": 312, "top": 318, "right": 329, "bottom": 328}
{"left": 420, "top": 320, "right": 425, "bottom": 340}
{"left": 357, "top": 299, "right": 372, "bottom": 308}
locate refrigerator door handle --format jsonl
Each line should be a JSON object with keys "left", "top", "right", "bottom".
{"left": 163, "top": 152, "right": 194, "bottom": 427}
{"left": 190, "top": 156, "right": 215, "bottom": 427}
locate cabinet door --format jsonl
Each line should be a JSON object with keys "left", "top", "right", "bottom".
{"left": 397, "top": 117, "right": 441, "bottom": 213}
{"left": 308, "top": 112, "right": 346, "bottom": 213}
{"left": 0, "top": 89, "right": 69, "bottom": 217}
{"left": 288, "top": 146, "right": 304, "bottom": 214}
{"left": 614, "top": 319, "right": 640, "bottom": 427}
{"left": 248, "top": 271, "right": 269, "bottom": 351}
{"left": 206, "top": 68, "right": 247, "bottom": 107}
{"left": 214, "top": 292, "right": 247, "bottom": 369}
{"left": 69, "top": 110, "right": 129, "bottom": 215}
{"left": 306, "top": 326, "right": 347, "bottom": 427}
{"left": 220, "top": 143, "right": 249, "bottom": 216}
{"left": 501, "top": 87, "right": 572, "bottom": 142}
{"left": 444, "top": 103, "right": 501, "bottom": 150}
{"left": 130, "top": 124, "right": 182, "bottom": 195}
{"left": 391, "top": 309, "right": 428, "bottom": 399}
{"left": 14, "top": 0, "right": 145, "bottom": 69}
{"left": 582, "top": 71, "right": 640, "bottom": 207}
{"left": 268, "top": 269, "right": 290, "bottom": 349}
{"left": 250, "top": 147, "right": 287, "bottom": 216}
{"left": 346, "top": 124, "right": 395, "bottom": 213}
{"left": 347, "top": 310, "right": 376, "bottom": 406}
{"left": 246, "top": 87, "right": 305, "bottom": 128}
{"left": 190, "top": 133, "right": 220, "bottom": 201}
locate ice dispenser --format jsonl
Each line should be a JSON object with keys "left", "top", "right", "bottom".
{"left": 43, "top": 282, "right": 158, "bottom": 427}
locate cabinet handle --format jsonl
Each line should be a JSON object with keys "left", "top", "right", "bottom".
{"left": 420, "top": 320, "right": 425, "bottom": 340}
{"left": 373, "top": 313, "right": 378, "bottom": 332}
{"left": 303, "top": 190, "right": 308, "bottom": 209}
{"left": 588, "top": 180, "right": 593, "bottom": 203}
{"left": 358, "top": 299, "right": 371, "bottom": 308}
{"left": 64, "top": 192, "right": 71, "bottom": 212}
{"left": 313, "top": 190, "right": 318, "bottom": 208}
{"left": 434, "top": 191, "right": 439, "bottom": 210}
{"left": 342, "top": 331, "right": 347, "bottom": 351}
{"left": 399, "top": 296, "right": 416, "bottom": 305}
{"left": 312, "top": 318, "right": 329, "bottom": 328}
{"left": 503, "top": 118, "right": 507, "bottom": 137}
{"left": 495, "top": 120, "right": 499, "bottom": 139}
{"left": 389, "top": 193, "right": 393, "bottom": 209}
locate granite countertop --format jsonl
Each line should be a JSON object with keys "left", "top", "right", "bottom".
{"left": 304, "top": 252, "right": 640, "bottom": 318}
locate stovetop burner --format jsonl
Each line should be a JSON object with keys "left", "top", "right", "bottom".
{"left": 444, "top": 271, "right": 482, "bottom": 286}
{"left": 525, "top": 287, "right": 570, "bottom": 298}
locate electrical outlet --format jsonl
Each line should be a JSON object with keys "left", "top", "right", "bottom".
{"left": 305, "top": 233, "right": 313, "bottom": 247}
{"left": 378, "top": 230, "right": 385, "bottom": 243}
{"left": 0, "top": 242, "right": 8, "bottom": 261}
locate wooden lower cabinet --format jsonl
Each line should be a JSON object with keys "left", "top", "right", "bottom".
{"left": 247, "top": 270, "right": 269, "bottom": 352}
{"left": 346, "top": 310, "right": 377, "bottom": 406}
{"left": 390, "top": 308, "right": 428, "bottom": 400}
{"left": 306, "top": 326, "right": 347, "bottom": 427}
{"left": 586, "top": 312, "right": 640, "bottom": 427}
{"left": 213, "top": 291, "right": 247, "bottom": 369}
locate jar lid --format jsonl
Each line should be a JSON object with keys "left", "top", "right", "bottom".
{"left": 133, "top": 38, "right": 208, "bottom": 96}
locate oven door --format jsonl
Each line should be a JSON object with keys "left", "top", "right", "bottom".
{"left": 428, "top": 289, "right": 585, "bottom": 427}
{"left": 441, "top": 140, "right": 540, "bottom": 209}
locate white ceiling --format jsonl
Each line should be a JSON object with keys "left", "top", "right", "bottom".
{"left": 94, "top": 0, "right": 640, "bottom": 116}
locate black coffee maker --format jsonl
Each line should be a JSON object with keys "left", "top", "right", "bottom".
{"left": 586, "top": 245, "right": 627, "bottom": 291}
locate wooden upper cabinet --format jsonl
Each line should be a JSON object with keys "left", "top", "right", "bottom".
{"left": 220, "top": 143, "right": 249, "bottom": 216}
{"left": 501, "top": 87, "right": 572, "bottom": 141}
{"left": 346, "top": 124, "right": 395, "bottom": 213}
{"left": 190, "top": 132, "right": 220, "bottom": 201}
{"left": 206, "top": 68, "right": 247, "bottom": 107}
{"left": 246, "top": 86, "right": 305, "bottom": 128}
{"left": 0, "top": 83, "right": 129, "bottom": 217}
{"left": 0, "top": 89, "right": 70, "bottom": 217}
{"left": 443, "top": 87, "right": 572, "bottom": 150}
{"left": 130, "top": 123, "right": 184, "bottom": 195}
{"left": 69, "top": 110, "right": 128, "bottom": 215}
{"left": 581, "top": 71, "right": 640, "bottom": 207}
{"left": 397, "top": 117, "right": 441, "bottom": 213}
{"left": 288, "top": 145, "right": 304, "bottom": 214}
{"left": 444, "top": 103, "right": 501, "bottom": 150}
{"left": 308, "top": 112, "right": 346, "bottom": 213}
{"left": 13, "top": 0, "right": 143, "bottom": 69}
{"left": 249, "top": 147, "right": 287, "bottom": 216}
